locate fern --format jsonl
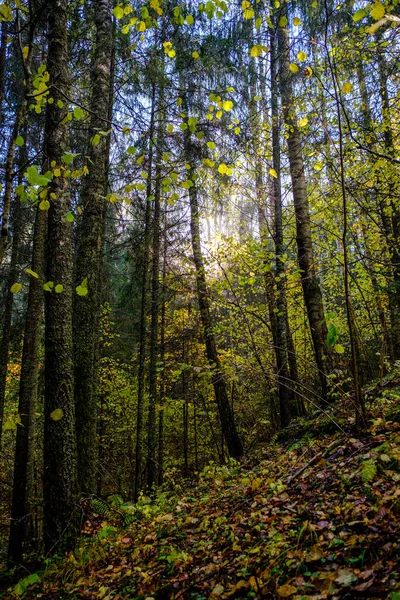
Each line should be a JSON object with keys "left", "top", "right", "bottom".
{"left": 91, "top": 497, "right": 113, "bottom": 518}
{"left": 107, "top": 494, "right": 124, "bottom": 508}
{"left": 361, "top": 459, "right": 377, "bottom": 483}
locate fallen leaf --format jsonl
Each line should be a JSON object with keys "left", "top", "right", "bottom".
{"left": 277, "top": 583, "right": 297, "bottom": 597}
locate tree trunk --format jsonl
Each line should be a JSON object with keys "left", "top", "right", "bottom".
{"left": 146, "top": 83, "right": 164, "bottom": 491}
{"left": 270, "top": 23, "right": 291, "bottom": 427}
{"left": 157, "top": 216, "right": 167, "bottom": 487}
{"left": 8, "top": 205, "right": 45, "bottom": 564}
{"left": 73, "top": 0, "right": 113, "bottom": 495}
{"left": 183, "top": 121, "right": 243, "bottom": 460}
{"left": 0, "top": 183, "right": 23, "bottom": 450}
{"left": 43, "top": 0, "right": 77, "bottom": 554}
{"left": 376, "top": 40, "right": 400, "bottom": 360}
{"left": 134, "top": 83, "right": 156, "bottom": 501}
{"left": 277, "top": 6, "right": 331, "bottom": 399}
{"left": 0, "top": 22, "right": 7, "bottom": 123}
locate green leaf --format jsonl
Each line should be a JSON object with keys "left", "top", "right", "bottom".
{"left": 326, "top": 323, "right": 338, "bottom": 348}
{"left": 55, "top": 284, "right": 64, "bottom": 293}
{"left": 353, "top": 8, "right": 367, "bottom": 21}
{"left": 25, "top": 269, "right": 39, "bottom": 278}
{"left": 43, "top": 281, "right": 54, "bottom": 292}
{"left": 65, "top": 212, "right": 74, "bottom": 223}
{"left": 16, "top": 135, "right": 24, "bottom": 146}
{"left": 76, "top": 279, "right": 88, "bottom": 296}
{"left": 62, "top": 152, "right": 74, "bottom": 165}
{"left": 334, "top": 343, "right": 344, "bottom": 354}
{"left": 26, "top": 573, "right": 40, "bottom": 585}
{"left": 91, "top": 134, "right": 101, "bottom": 146}
{"left": 73, "top": 107, "right": 84, "bottom": 120}
{"left": 39, "top": 199, "right": 50, "bottom": 210}
{"left": 207, "top": 141, "right": 216, "bottom": 149}
{"left": 26, "top": 165, "right": 51, "bottom": 187}
{"left": 14, "top": 581, "right": 27, "bottom": 595}
{"left": 10, "top": 283, "right": 22, "bottom": 293}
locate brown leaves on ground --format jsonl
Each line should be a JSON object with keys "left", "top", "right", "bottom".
{"left": 18, "top": 411, "right": 400, "bottom": 600}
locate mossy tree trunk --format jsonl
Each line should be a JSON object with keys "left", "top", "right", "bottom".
{"left": 43, "top": 0, "right": 77, "bottom": 554}
{"left": 73, "top": 0, "right": 113, "bottom": 495}
{"left": 8, "top": 205, "right": 46, "bottom": 564}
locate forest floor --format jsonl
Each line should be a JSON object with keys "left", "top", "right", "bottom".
{"left": 3, "top": 385, "right": 400, "bottom": 599}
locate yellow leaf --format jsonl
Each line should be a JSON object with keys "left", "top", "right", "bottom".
{"left": 25, "top": 269, "right": 39, "bottom": 278}
{"left": 304, "top": 66, "right": 313, "bottom": 78}
{"left": 223, "top": 100, "right": 233, "bottom": 111}
{"left": 314, "top": 162, "right": 323, "bottom": 171}
{"left": 370, "top": 2, "right": 385, "bottom": 20}
{"left": 297, "top": 51, "right": 307, "bottom": 62}
{"left": 192, "top": 51, "right": 199, "bottom": 58}
{"left": 50, "top": 408, "right": 63, "bottom": 421}
{"left": 10, "top": 283, "right": 22, "bottom": 293}
{"left": 269, "top": 168, "right": 278, "bottom": 178}
{"left": 218, "top": 163, "right": 228, "bottom": 174}
{"left": 341, "top": 81, "right": 353, "bottom": 94}
{"left": 250, "top": 44, "right": 262, "bottom": 57}
{"left": 243, "top": 8, "right": 255, "bottom": 18}
{"left": 293, "top": 17, "right": 301, "bottom": 25}
{"left": 298, "top": 117, "right": 308, "bottom": 127}
{"left": 289, "top": 62, "right": 298, "bottom": 73}
{"left": 277, "top": 584, "right": 297, "bottom": 597}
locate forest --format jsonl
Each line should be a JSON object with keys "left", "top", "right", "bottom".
{"left": 0, "top": 0, "right": 400, "bottom": 597}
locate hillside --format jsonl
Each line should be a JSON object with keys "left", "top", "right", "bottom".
{"left": 5, "top": 393, "right": 400, "bottom": 600}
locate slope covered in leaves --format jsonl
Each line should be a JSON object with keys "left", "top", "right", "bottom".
{"left": 9, "top": 395, "right": 400, "bottom": 600}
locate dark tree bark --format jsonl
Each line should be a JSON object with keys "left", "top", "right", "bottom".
{"left": 134, "top": 83, "right": 156, "bottom": 501}
{"left": 43, "top": 0, "right": 77, "bottom": 554}
{"left": 157, "top": 216, "right": 167, "bottom": 487}
{"left": 0, "top": 21, "right": 7, "bottom": 123}
{"left": 0, "top": 192, "right": 22, "bottom": 450}
{"left": 277, "top": 5, "right": 331, "bottom": 399}
{"left": 0, "top": 13, "right": 34, "bottom": 264}
{"left": 146, "top": 89, "right": 163, "bottom": 491}
{"left": 376, "top": 40, "right": 400, "bottom": 360}
{"left": 73, "top": 0, "right": 113, "bottom": 495}
{"left": 8, "top": 205, "right": 46, "bottom": 565}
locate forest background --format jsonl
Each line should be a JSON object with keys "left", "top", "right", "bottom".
{"left": 0, "top": 0, "right": 399, "bottom": 576}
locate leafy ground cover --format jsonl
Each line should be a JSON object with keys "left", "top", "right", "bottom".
{"left": 3, "top": 392, "right": 400, "bottom": 599}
